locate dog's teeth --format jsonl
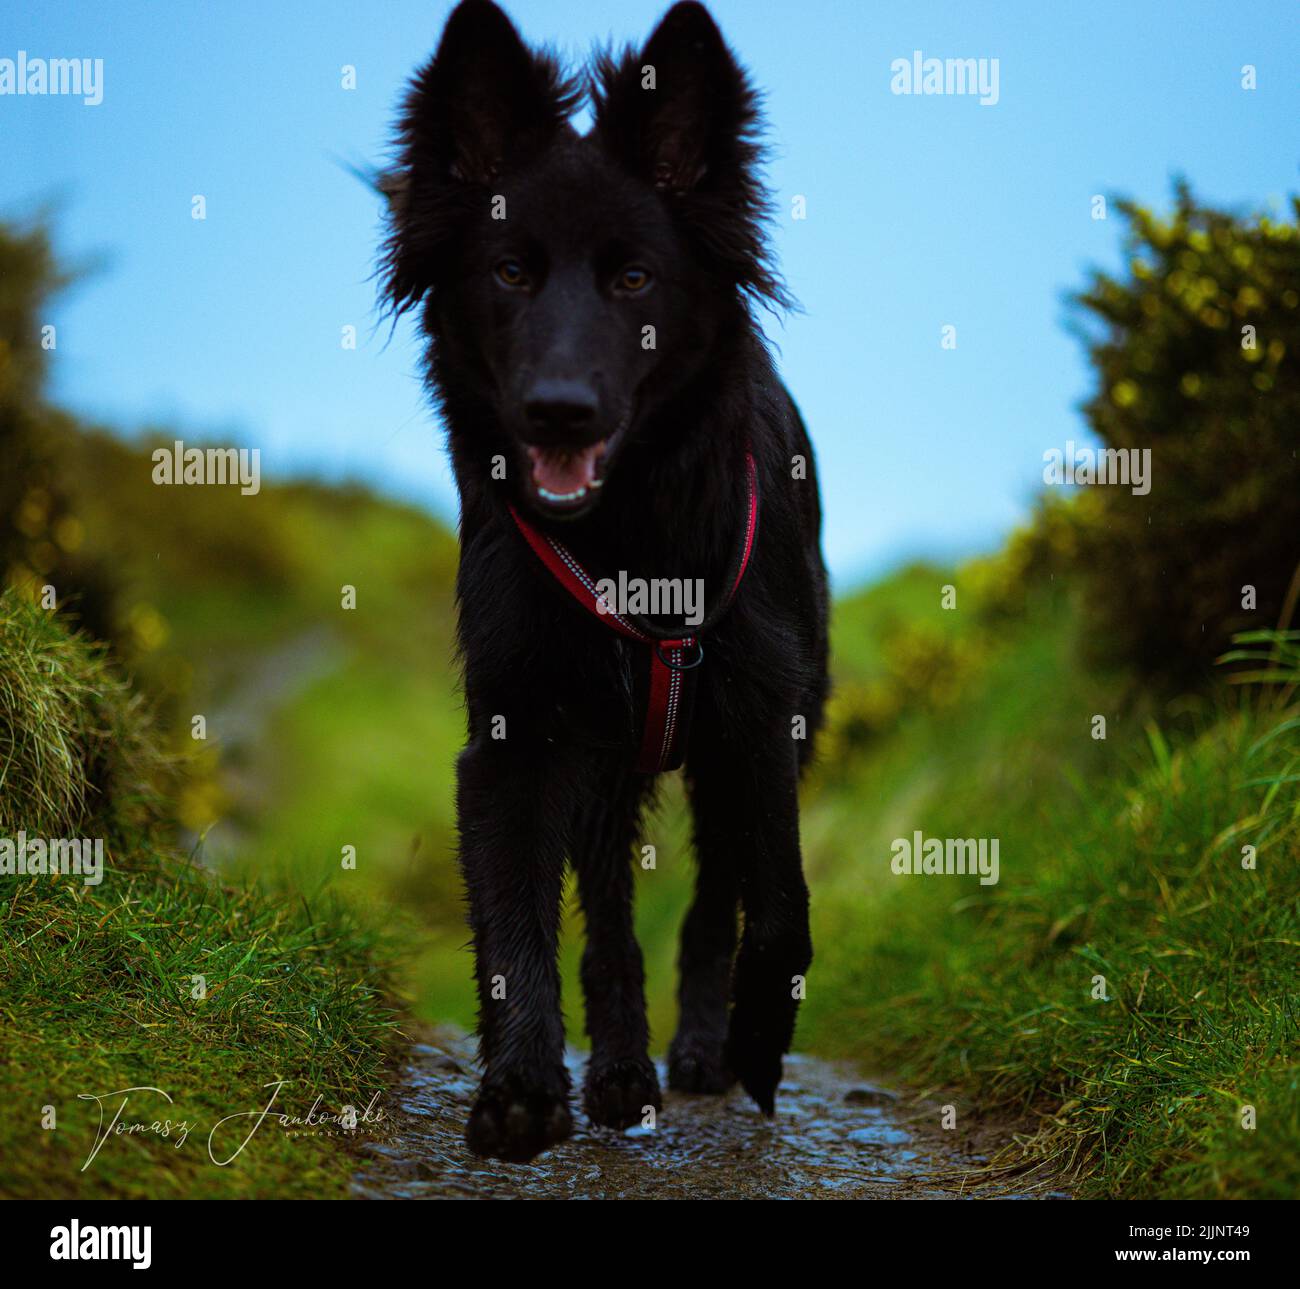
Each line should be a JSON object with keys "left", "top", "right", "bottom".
{"left": 538, "top": 485, "right": 588, "bottom": 503}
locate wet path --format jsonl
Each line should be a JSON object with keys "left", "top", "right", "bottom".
{"left": 351, "top": 1026, "right": 1064, "bottom": 1199}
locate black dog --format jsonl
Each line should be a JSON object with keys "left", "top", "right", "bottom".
{"left": 382, "top": 0, "right": 828, "bottom": 1162}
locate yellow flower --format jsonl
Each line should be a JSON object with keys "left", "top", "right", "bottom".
{"left": 1112, "top": 380, "right": 1140, "bottom": 408}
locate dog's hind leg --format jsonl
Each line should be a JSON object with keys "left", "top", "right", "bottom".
{"left": 570, "top": 766, "right": 662, "bottom": 1130}
{"left": 685, "top": 729, "right": 811, "bottom": 1115}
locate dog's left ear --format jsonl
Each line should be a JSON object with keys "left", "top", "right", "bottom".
{"left": 594, "top": 1, "right": 755, "bottom": 195}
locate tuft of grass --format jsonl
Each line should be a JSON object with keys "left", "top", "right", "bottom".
{"left": 0, "top": 589, "right": 171, "bottom": 846}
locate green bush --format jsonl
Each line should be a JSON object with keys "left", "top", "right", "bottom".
{"left": 0, "top": 221, "right": 122, "bottom": 643}
{"left": 1070, "top": 183, "right": 1300, "bottom": 686}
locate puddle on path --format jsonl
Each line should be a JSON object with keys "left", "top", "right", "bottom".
{"left": 351, "top": 1026, "right": 1066, "bottom": 1199}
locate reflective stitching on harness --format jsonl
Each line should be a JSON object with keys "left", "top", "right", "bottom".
{"left": 658, "top": 647, "right": 683, "bottom": 769}
{"left": 545, "top": 535, "right": 649, "bottom": 641}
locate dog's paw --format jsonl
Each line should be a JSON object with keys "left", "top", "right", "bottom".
{"left": 466, "top": 1077, "right": 572, "bottom": 1163}
{"left": 583, "top": 1057, "right": 662, "bottom": 1130}
{"left": 667, "top": 1037, "right": 735, "bottom": 1094}
{"left": 724, "top": 1020, "right": 783, "bottom": 1117}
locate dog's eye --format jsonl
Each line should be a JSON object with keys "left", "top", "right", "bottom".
{"left": 495, "top": 259, "right": 528, "bottom": 288}
{"left": 617, "top": 266, "right": 652, "bottom": 293}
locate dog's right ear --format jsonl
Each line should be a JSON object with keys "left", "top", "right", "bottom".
{"left": 383, "top": 0, "right": 574, "bottom": 314}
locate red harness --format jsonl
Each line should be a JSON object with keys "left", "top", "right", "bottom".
{"left": 507, "top": 451, "right": 759, "bottom": 773}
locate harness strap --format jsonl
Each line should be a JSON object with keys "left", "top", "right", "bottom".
{"left": 507, "top": 450, "right": 759, "bottom": 774}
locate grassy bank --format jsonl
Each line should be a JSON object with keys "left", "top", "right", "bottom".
{"left": 799, "top": 574, "right": 1300, "bottom": 1198}
{"left": 0, "top": 591, "right": 400, "bottom": 1198}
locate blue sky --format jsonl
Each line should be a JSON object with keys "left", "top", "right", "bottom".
{"left": 4, "top": 0, "right": 1297, "bottom": 587}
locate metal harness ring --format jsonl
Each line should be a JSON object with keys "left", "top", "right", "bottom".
{"left": 655, "top": 639, "right": 705, "bottom": 671}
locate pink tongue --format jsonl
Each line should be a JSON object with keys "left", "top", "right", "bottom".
{"left": 528, "top": 444, "right": 602, "bottom": 496}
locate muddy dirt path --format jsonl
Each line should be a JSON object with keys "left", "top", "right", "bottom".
{"left": 351, "top": 1026, "right": 1066, "bottom": 1199}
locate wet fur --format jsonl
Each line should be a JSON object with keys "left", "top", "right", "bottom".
{"left": 383, "top": 0, "right": 828, "bottom": 1162}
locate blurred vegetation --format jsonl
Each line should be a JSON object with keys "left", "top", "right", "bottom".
{"left": 0, "top": 221, "right": 120, "bottom": 644}
{"left": 1068, "top": 183, "right": 1300, "bottom": 685}
{"left": 2, "top": 187, "right": 1297, "bottom": 1198}
{"left": 795, "top": 185, "right": 1300, "bottom": 1197}
{"left": 0, "top": 223, "right": 406, "bottom": 1198}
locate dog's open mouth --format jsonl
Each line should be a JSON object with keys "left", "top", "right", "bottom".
{"left": 525, "top": 440, "right": 609, "bottom": 512}
{"left": 523, "top": 412, "right": 630, "bottom": 517}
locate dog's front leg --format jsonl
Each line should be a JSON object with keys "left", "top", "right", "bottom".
{"left": 457, "top": 736, "right": 573, "bottom": 1162}
{"left": 570, "top": 765, "right": 661, "bottom": 1130}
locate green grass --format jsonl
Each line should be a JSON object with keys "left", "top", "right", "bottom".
{"left": 0, "top": 858, "right": 400, "bottom": 1199}
{"left": 0, "top": 590, "right": 400, "bottom": 1198}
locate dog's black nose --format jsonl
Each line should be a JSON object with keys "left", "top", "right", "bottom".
{"left": 523, "top": 380, "right": 599, "bottom": 442}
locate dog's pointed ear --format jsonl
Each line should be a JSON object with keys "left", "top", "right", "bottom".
{"left": 592, "top": 2, "right": 789, "bottom": 309}
{"left": 383, "top": 1, "right": 575, "bottom": 315}
{"left": 402, "top": 0, "right": 568, "bottom": 186}
{"left": 594, "top": 1, "right": 755, "bottom": 194}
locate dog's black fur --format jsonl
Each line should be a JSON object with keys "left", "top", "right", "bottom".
{"left": 382, "top": 0, "right": 828, "bottom": 1162}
